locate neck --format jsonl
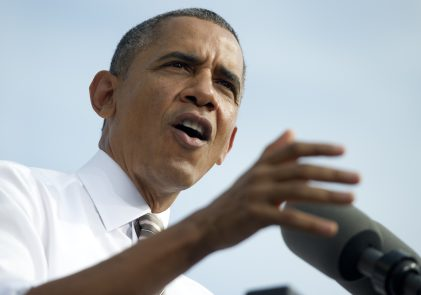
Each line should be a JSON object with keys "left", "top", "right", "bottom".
{"left": 99, "top": 135, "right": 180, "bottom": 213}
{"left": 132, "top": 175, "right": 180, "bottom": 213}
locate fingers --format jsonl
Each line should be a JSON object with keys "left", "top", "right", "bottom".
{"left": 262, "top": 130, "right": 295, "bottom": 157}
{"left": 256, "top": 182, "right": 355, "bottom": 204}
{"left": 267, "top": 163, "right": 360, "bottom": 184}
{"left": 278, "top": 207, "right": 338, "bottom": 236}
{"left": 256, "top": 205, "right": 338, "bottom": 236}
{"left": 263, "top": 141, "right": 345, "bottom": 164}
{"left": 214, "top": 130, "right": 361, "bottom": 244}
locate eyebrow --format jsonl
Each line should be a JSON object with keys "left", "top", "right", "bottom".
{"left": 156, "top": 51, "right": 201, "bottom": 65}
{"left": 157, "top": 51, "right": 242, "bottom": 95}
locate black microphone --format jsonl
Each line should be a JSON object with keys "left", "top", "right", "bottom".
{"left": 280, "top": 203, "right": 421, "bottom": 295}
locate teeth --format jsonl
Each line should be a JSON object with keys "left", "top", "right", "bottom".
{"left": 181, "top": 120, "right": 204, "bottom": 135}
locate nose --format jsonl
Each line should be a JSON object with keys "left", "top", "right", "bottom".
{"left": 179, "top": 71, "right": 217, "bottom": 111}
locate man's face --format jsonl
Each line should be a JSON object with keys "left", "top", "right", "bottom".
{"left": 106, "top": 17, "right": 244, "bottom": 199}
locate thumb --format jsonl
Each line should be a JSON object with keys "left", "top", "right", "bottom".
{"left": 262, "top": 129, "right": 295, "bottom": 158}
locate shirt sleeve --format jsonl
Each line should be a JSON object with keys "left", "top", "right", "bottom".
{"left": 165, "top": 275, "right": 214, "bottom": 295}
{"left": 0, "top": 162, "right": 48, "bottom": 294}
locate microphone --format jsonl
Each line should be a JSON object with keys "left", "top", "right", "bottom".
{"left": 280, "top": 203, "right": 421, "bottom": 295}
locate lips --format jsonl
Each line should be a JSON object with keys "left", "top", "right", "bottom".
{"left": 171, "top": 113, "right": 212, "bottom": 148}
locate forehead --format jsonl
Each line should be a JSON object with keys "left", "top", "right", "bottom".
{"left": 145, "top": 17, "right": 244, "bottom": 80}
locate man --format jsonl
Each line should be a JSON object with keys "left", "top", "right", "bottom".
{"left": 0, "top": 8, "right": 359, "bottom": 295}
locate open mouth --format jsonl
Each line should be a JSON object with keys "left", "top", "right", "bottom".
{"left": 174, "top": 121, "right": 207, "bottom": 141}
{"left": 172, "top": 114, "right": 212, "bottom": 142}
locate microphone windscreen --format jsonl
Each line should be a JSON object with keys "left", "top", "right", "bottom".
{"left": 281, "top": 203, "right": 420, "bottom": 295}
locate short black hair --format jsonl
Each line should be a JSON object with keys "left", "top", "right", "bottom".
{"left": 109, "top": 8, "right": 243, "bottom": 79}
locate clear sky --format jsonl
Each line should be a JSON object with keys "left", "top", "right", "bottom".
{"left": 1, "top": 1, "right": 420, "bottom": 294}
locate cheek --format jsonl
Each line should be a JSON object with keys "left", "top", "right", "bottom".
{"left": 214, "top": 107, "right": 237, "bottom": 149}
{"left": 131, "top": 83, "right": 174, "bottom": 116}
{"left": 217, "top": 105, "right": 237, "bottom": 133}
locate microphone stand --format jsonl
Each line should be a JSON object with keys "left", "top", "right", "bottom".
{"left": 245, "top": 286, "right": 301, "bottom": 295}
{"left": 357, "top": 248, "right": 421, "bottom": 295}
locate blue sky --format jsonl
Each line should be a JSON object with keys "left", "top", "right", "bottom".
{"left": 1, "top": 1, "right": 420, "bottom": 294}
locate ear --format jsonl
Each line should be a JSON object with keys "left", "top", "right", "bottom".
{"left": 216, "top": 127, "right": 238, "bottom": 165}
{"left": 89, "top": 70, "right": 118, "bottom": 119}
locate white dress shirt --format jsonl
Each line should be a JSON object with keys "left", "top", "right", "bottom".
{"left": 0, "top": 150, "right": 212, "bottom": 295}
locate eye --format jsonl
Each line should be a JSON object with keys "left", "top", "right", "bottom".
{"left": 217, "top": 80, "right": 237, "bottom": 97}
{"left": 165, "top": 61, "right": 190, "bottom": 70}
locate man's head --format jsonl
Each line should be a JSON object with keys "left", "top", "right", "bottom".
{"left": 89, "top": 9, "right": 245, "bottom": 212}
{"left": 109, "top": 8, "right": 244, "bottom": 81}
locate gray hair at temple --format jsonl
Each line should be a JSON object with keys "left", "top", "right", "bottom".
{"left": 109, "top": 8, "right": 244, "bottom": 80}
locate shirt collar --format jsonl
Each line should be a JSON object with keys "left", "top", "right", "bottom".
{"left": 76, "top": 150, "right": 170, "bottom": 231}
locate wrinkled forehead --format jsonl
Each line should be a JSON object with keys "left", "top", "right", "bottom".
{"left": 152, "top": 16, "right": 245, "bottom": 84}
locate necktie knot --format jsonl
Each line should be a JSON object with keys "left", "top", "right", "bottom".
{"left": 134, "top": 213, "right": 164, "bottom": 239}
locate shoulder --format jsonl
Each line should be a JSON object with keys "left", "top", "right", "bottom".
{"left": 0, "top": 160, "right": 37, "bottom": 192}
{"left": 0, "top": 160, "right": 76, "bottom": 188}
{"left": 0, "top": 160, "right": 75, "bottom": 221}
{"left": 0, "top": 160, "right": 71, "bottom": 192}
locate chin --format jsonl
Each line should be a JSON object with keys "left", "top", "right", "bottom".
{"left": 161, "top": 160, "right": 207, "bottom": 190}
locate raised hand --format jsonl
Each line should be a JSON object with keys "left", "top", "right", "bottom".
{"left": 197, "top": 130, "right": 360, "bottom": 251}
